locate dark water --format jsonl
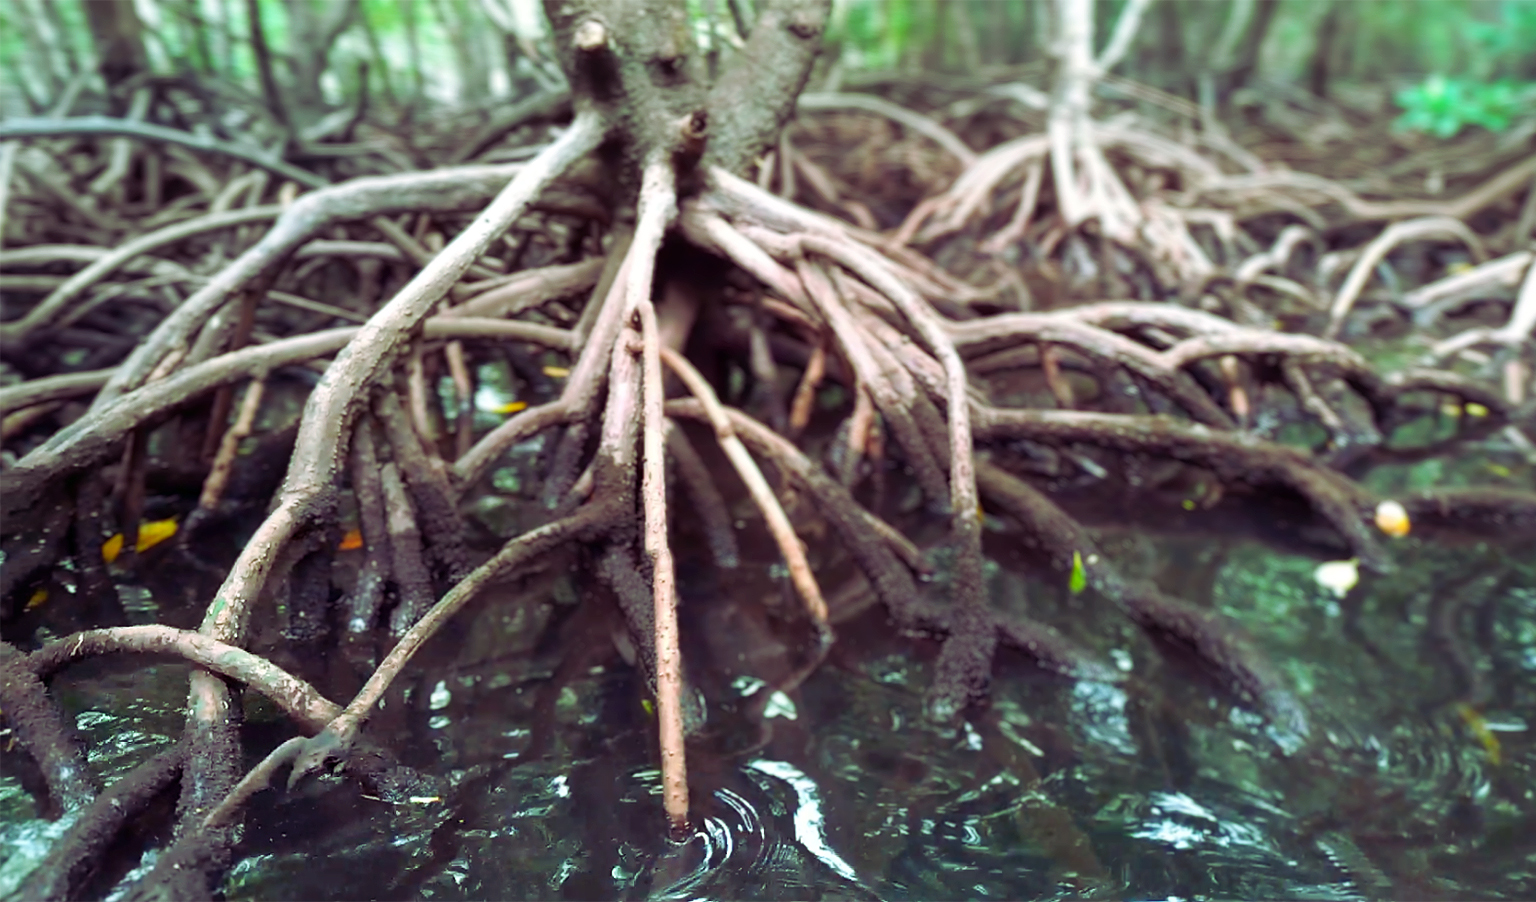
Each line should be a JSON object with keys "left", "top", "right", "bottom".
{"left": 4, "top": 491, "right": 1532, "bottom": 901}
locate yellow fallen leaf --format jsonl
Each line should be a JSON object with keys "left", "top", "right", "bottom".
{"left": 1457, "top": 703, "right": 1502, "bottom": 765}
{"left": 101, "top": 519, "right": 179, "bottom": 563}
{"left": 542, "top": 366, "right": 570, "bottom": 378}
{"left": 493, "top": 400, "right": 528, "bottom": 415}
{"left": 1465, "top": 402, "right": 1488, "bottom": 417}
{"left": 339, "top": 528, "right": 364, "bottom": 551}
{"left": 26, "top": 588, "right": 48, "bottom": 610}
{"left": 136, "top": 519, "right": 178, "bottom": 552}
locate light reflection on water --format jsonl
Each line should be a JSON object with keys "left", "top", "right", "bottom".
{"left": 1068, "top": 680, "right": 1136, "bottom": 756}
{"left": 2, "top": 525, "right": 1530, "bottom": 901}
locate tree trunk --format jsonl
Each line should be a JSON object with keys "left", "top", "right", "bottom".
{"left": 1223, "top": 0, "right": 1278, "bottom": 98}
{"left": 82, "top": 0, "right": 148, "bottom": 96}
{"left": 1308, "top": 0, "right": 1340, "bottom": 99}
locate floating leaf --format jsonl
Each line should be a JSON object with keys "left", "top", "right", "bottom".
{"left": 493, "top": 400, "right": 528, "bottom": 415}
{"left": 26, "top": 588, "right": 48, "bottom": 610}
{"left": 1374, "top": 500, "right": 1411, "bottom": 537}
{"left": 137, "top": 519, "right": 178, "bottom": 552}
{"left": 1457, "top": 703, "right": 1502, "bottom": 765}
{"left": 1069, "top": 550, "right": 1087, "bottom": 595}
{"left": 542, "top": 366, "right": 569, "bottom": 378}
{"left": 339, "top": 528, "right": 364, "bottom": 551}
{"left": 102, "top": 519, "right": 179, "bottom": 563}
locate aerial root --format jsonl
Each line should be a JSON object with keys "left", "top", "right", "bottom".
{"left": 974, "top": 405, "right": 1390, "bottom": 571}
{"left": 0, "top": 317, "right": 574, "bottom": 522}
{"left": 6, "top": 79, "right": 1531, "bottom": 890}
{"left": 9, "top": 746, "right": 186, "bottom": 902}
{"left": 664, "top": 422, "right": 741, "bottom": 569}
{"left": 974, "top": 461, "right": 1308, "bottom": 737}
{"left": 84, "top": 115, "right": 613, "bottom": 893}
{"left": 341, "top": 420, "right": 390, "bottom": 657}
{"left": 1325, "top": 216, "right": 1487, "bottom": 339}
{"left": 374, "top": 389, "right": 471, "bottom": 583}
{"left": 681, "top": 177, "right": 1000, "bottom": 716}
{"left": 189, "top": 376, "right": 266, "bottom": 524}
{"left": 662, "top": 346, "right": 829, "bottom": 631}
{"left": 0, "top": 641, "right": 98, "bottom": 814}
{"left": 202, "top": 737, "right": 309, "bottom": 830}
{"left": 676, "top": 165, "right": 1512, "bottom": 729}
{"left": 1423, "top": 253, "right": 1536, "bottom": 368}
{"left": 679, "top": 168, "right": 1461, "bottom": 718}
{"left": 624, "top": 153, "right": 691, "bottom": 832}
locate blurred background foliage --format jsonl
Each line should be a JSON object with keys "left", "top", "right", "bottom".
{"left": 1, "top": 0, "right": 1533, "bottom": 136}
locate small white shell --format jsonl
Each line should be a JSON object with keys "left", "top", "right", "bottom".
{"left": 1314, "top": 559, "right": 1360, "bottom": 599}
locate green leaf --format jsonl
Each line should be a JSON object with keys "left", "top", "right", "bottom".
{"left": 1069, "top": 550, "right": 1087, "bottom": 595}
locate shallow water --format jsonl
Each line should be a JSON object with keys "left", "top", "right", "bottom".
{"left": 3, "top": 465, "right": 1533, "bottom": 901}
